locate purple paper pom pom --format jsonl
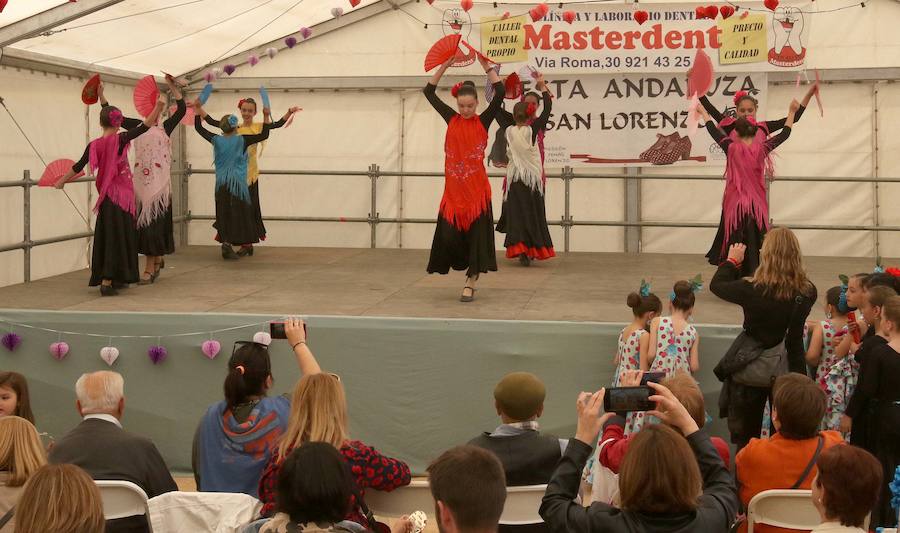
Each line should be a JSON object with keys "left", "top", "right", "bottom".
{"left": 223, "top": 64, "right": 237, "bottom": 76}
{"left": 148, "top": 345, "right": 167, "bottom": 365}
{"left": 300, "top": 27, "right": 312, "bottom": 39}
{"left": 285, "top": 36, "right": 298, "bottom": 48}
{"left": 1, "top": 333, "right": 21, "bottom": 352}
{"left": 248, "top": 54, "right": 260, "bottom": 67}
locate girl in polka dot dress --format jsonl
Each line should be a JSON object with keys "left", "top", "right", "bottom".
{"left": 806, "top": 285, "right": 854, "bottom": 433}
{"left": 613, "top": 283, "right": 662, "bottom": 388}
{"left": 626, "top": 278, "right": 700, "bottom": 434}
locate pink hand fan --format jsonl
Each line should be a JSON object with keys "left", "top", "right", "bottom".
{"left": 133, "top": 75, "right": 160, "bottom": 118}
{"left": 424, "top": 34, "right": 463, "bottom": 72}
{"left": 687, "top": 48, "right": 713, "bottom": 99}
{"left": 39, "top": 159, "right": 83, "bottom": 187}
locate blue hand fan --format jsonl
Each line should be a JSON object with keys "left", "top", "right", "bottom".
{"left": 259, "top": 86, "right": 271, "bottom": 110}
{"left": 199, "top": 83, "right": 214, "bottom": 105}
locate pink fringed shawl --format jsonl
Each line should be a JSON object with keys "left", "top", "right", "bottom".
{"left": 132, "top": 127, "right": 172, "bottom": 228}
{"left": 720, "top": 127, "right": 773, "bottom": 252}
{"left": 89, "top": 134, "right": 135, "bottom": 216}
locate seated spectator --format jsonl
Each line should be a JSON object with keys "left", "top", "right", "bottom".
{"left": 540, "top": 382, "right": 738, "bottom": 532}
{"left": 194, "top": 318, "right": 321, "bottom": 497}
{"left": 249, "top": 442, "right": 414, "bottom": 533}
{"left": 0, "top": 416, "right": 47, "bottom": 531}
{"left": 468, "top": 372, "right": 566, "bottom": 486}
{"left": 0, "top": 373, "right": 34, "bottom": 425}
{"left": 427, "top": 446, "right": 507, "bottom": 533}
{"left": 595, "top": 370, "right": 730, "bottom": 474}
{"left": 735, "top": 373, "right": 844, "bottom": 533}
{"left": 811, "top": 445, "right": 882, "bottom": 533}
{"left": 258, "top": 373, "right": 411, "bottom": 525}
{"left": 49, "top": 371, "right": 177, "bottom": 533}
{"left": 13, "top": 463, "right": 104, "bottom": 533}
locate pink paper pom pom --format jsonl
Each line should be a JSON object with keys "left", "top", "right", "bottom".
{"left": 100, "top": 346, "right": 119, "bottom": 366}
{"left": 204, "top": 71, "right": 217, "bottom": 83}
{"left": 148, "top": 345, "right": 167, "bottom": 364}
{"left": 1, "top": 333, "right": 21, "bottom": 352}
{"left": 266, "top": 47, "right": 278, "bottom": 59}
{"left": 285, "top": 36, "right": 298, "bottom": 48}
{"left": 299, "top": 27, "right": 312, "bottom": 39}
{"left": 331, "top": 7, "right": 344, "bottom": 18}
{"left": 223, "top": 64, "right": 237, "bottom": 76}
{"left": 248, "top": 54, "right": 260, "bottom": 67}
{"left": 201, "top": 340, "right": 221, "bottom": 360}
{"left": 50, "top": 341, "right": 69, "bottom": 361}
{"left": 253, "top": 331, "right": 272, "bottom": 346}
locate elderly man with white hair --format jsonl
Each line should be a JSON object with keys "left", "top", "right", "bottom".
{"left": 49, "top": 371, "right": 177, "bottom": 533}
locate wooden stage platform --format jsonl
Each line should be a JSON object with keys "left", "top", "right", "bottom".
{"left": 0, "top": 246, "right": 888, "bottom": 325}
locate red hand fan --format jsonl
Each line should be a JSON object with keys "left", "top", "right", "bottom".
{"left": 687, "top": 48, "right": 713, "bottom": 98}
{"left": 39, "top": 159, "right": 84, "bottom": 187}
{"left": 81, "top": 74, "right": 101, "bottom": 105}
{"left": 0, "top": 0, "right": 9, "bottom": 14}
{"left": 504, "top": 72, "right": 522, "bottom": 100}
{"left": 424, "top": 34, "right": 463, "bottom": 72}
{"left": 174, "top": 104, "right": 195, "bottom": 126}
{"left": 133, "top": 75, "right": 160, "bottom": 118}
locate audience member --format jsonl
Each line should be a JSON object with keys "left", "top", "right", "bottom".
{"left": 258, "top": 373, "right": 411, "bottom": 524}
{"left": 595, "top": 370, "right": 730, "bottom": 474}
{"left": 0, "top": 373, "right": 33, "bottom": 425}
{"left": 735, "top": 373, "right": 844, "bottom": 533}
{"left": 13, "top": 463, "right": 104, "bottom": 533}
{"left": 468, "top": 372, "right": 565, "bottom": 486}
{"left": 49, "top": 371, "right": 177, "bottom": 533}
{"left": 194, "top": 318, "right": 321, "bottom": 497}
{"left": 810, "top": 445, "right": 882, "bottom": 533}
{"left": 540, "top": 382, "right": 738, "bottom": 532}
{"left": 0, "top": 416, "right": 47, "bottom": 531}
{"left": 712, "top": 228, "right": 817, "bottom": 451}
{"left": 428, "top": 446, "right": 507, "bottom": 533}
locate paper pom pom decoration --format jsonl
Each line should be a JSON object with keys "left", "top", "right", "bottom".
{"left": 1, "top": 333, "right": 21, "bottom": 352}
{"left": 720, "top": 5, "right": 735, "bottom": 19}
{"left": 133, "top": 75, "right": 160, "bottom": 118}
{"left": 331, "top": 7, "right": 343, "bottom": 18}
{"left": 199, "top": 83, "right": 214, "bottom": 105}
{"left": 204, "top": 71, "right": 217, "bottom": 83}
{"left": 529, "top": 4, "right": 549, "bottom": 22}
{"left": 100, "top": 346, "right": 119, "bottom": 366}
{"left": 501, "top": 11, "right": 510, "bottom": 19}
{"left": 248, "top": 54, "right": 260, "bottom": 67}
{"left": 409, "top": 511, "right": 428, "bottom": 533}
{"left": 39, "top": 159, "right": 83, "bottom": 187}
{"left": 266, "top": 47, "right": 278, "bottom": 59}
{"left": 300, "top": 27, "right": 312, "bottom": 39}
{"left": 562, "top": 11, "right": 576, "bottom": 24}
{"left": 350, "top": 0, "right": 361, "bottom": 6}
{"left": 633, "top": 10, "right": 649, "bottom": 24}
{"left": 260, "top": 86, "right": 271, "bottom": 110}
{"left": 253, "top": 331, "right": 272, "bottom": 346}
{"left": 81, "top": 74, "right": 102, "bottom": 105}
{"left": 285, "top": 36, "right": 298, "bottom": 48}
{"left": 201, "top": 340, "right": 221, "bottom": 360}
{"left": 704, "top": 5, "right": 719, "bottom": 19}
{"left": 424, "top": 34, "right": 462, "bottom": 72}
{"left": 687, "top": 48, "right": 713, "bottom": 98}
{"left": 504, "top": 72, "right": 522, "bottom": 100}
{"left": 50, "top": 342, "right": 70, "bottom": 361}
{"left": 764, "top": 0, "right": 779, "bottom": 10}
{"left": 148, "top": 345, "right": 167, "bottom": 364}
{"left": 223, "top": 64, "right": 237, "bottom": 76}
{"left": 461, "top": 0, "right": 473, "bottom": 11}
{"left": 173, "top": 104, "right": 195, "bottom": 126}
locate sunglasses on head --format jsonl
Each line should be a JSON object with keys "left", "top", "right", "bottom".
{"left": 231, "top": 341, "right": 272, "bottom": 375}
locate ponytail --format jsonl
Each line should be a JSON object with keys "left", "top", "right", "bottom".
{"left": 223, "top": 343, "right": 271, "bottom": 411}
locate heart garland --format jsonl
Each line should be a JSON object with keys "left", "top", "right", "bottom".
{"left": 202, "top": 340, "right": 221, "bottom": 360}
{"left": 253, "top": 331, "right": 272, "bottom": 346}
{"left": 100, "top": 346, "right": 119, "bottom": 366}
{"left": 148, "top": 345, "right": 167, "bottom": 365}
{"left": 1, "top": 332, "right": 21, "bottom": 352}
{"left": 461, "top": 0, "right": 473, "bottom": 11}
{"left": 50, "top": 341, "right": 70, "bottom": 361}
{"left": 764, "top": 0, "right": 779, "bottom": 11}
{"left": 562, "top": 11, "right": 576, "bottom": 24}
{"left": 633, "top": 10, "right": 649, "bottom": 25}
{"left": 248, "top": 54, "right": 260, "bottom": 67}
{"left": 529, "top": 3, "right": 549, "bottom": 22}
{"left": 720, "top": 5, "right": 735, "bottom": 19}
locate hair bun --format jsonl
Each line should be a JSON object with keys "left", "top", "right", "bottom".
{"left": 462, "top": 80, "right": 476, "bottom": 88}
{"left": 673, "top": 280, "right": 692, "bottom": 296}
{"left": 626, "top": 292, "right": 642, "bottom": 310}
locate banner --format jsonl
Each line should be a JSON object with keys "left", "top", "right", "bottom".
{"left": 435, "top": 2, "right": 812, "bottom": 74}
{"left": 505, "top": 72, "right": 769, "bottom": 167}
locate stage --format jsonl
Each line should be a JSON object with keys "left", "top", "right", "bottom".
{"left": 0, "top": 246, "right": 885, "bottom": 323}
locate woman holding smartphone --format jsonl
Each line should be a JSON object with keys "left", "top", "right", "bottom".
{"left": 192, "top": 318, "right": 321, "bottom": 497}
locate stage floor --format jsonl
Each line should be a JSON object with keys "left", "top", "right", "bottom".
{"left": 0, "top": 246, "right": 888, "bottom": 324}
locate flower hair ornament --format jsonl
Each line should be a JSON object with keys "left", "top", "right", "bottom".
{"left": 451, "top": 82, "right": 464, "bottom": 98}
{"left": 639, "top": 279, "right": 651, "bottom": 298}
{"left": 227, "top": 114, "right": 239, "bottom": 128}
{"left": 237, "top": 98, "right": 250, "bottom": 110}
{"left": 887, "top": 267, "right": 900, "bottom": 278}
{"left": 526, "top": 102, "right": 538, "bottom": 117}
{"left": 689, "top": 273, "right": 703, "bottom": 293}
{"left": 837, "top": 274, "right": 852, "bottom": 313}
{"left": 108, "top": 109, "right": 124, "bottom": 128}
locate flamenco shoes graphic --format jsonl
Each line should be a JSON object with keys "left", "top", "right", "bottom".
{"left": 769, "top": 6, "right": 806, "bottom": 67}
{"left": 640, "top": 132, "right": 693, "bottom": 165}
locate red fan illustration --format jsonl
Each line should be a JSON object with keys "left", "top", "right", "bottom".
{"left": 174, "top": 104, "right": 195, "bottom": 126}
{"left": 81, "top": 74, "right": 101, "bottom": 105}
{"left": 504, "top": 72, "right": 522, "bottom": 100}
{"left": 39, "top": 159, "right": 83, "bottom": 187}
{"left": 687, "top": 48, "right": 713, "bottom": 98}
{"left": 133, "top": 75, "right": 160, "bottom": 118}
{"left": 424, "top": 34, "right": 463, "bottom": 72}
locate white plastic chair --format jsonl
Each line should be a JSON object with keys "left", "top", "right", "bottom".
{"left": 747, "top": 489, "right": 871, "bottom": 533}
{"left": 148, "top": 491, "right": 262, "bottom": 533}
{"left": 365, "top": 480, "right": 434, "bottom": 517}
{"left": 499, "top": 485, "right": 547, "bottom": 526}
{"left": 94, "top": 480, "right": 153, "bottom": 532}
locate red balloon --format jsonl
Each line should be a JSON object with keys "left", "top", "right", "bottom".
{"left": 562, "top": 10, "right": 576, "bottom": 24}
{"left": 764, "top": 0, "right": 779, "bottom": 10}
{"left": 705, "top": 5, "right": 719, "bottom": 19}
{"left": 349, "top": 0, "right": 360, "bottom": 6}
{"left": 695, "top": 6, "right": 706, "bottom": 19}
{"left": 633, "top": 10, "right": 649, "bottom": 25}
{"left": 461, "top": 0, "right": 473, "bottom": 11}
{"left": 720, "top": 5, "right": 736, "bottom": 19}
{"left": 0, "top": 0, "right": 8, "bottom": 13}
{"left": 529, "top": 6, "right": 546, "bottom": 22}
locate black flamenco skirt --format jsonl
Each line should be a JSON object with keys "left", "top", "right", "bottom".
{"left": 706, "top": 212, "right": 765, "bottom": 277}
{"left": 137, "top": 203, "right": 175, "bottom": 257}
{"left": 249, "top": 181, "right": 267, "bottom": 241}
{"left": 214, "top": 187, "right": 259, "bottom": 246}
{"left": 90, "top": 198, "right": 139, "bottom": 286}
{"left": 496, "top": 181, "right": 555, "bottom": 260}
{"left": 427, "top": 205, "right": 497, "bottom": 278}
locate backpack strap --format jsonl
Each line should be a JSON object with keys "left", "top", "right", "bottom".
{"left": 790, "top": 434, "right": 825, "bottom": 489}
{"left": 0, "top": 506, "right": 14, "bottom": 529}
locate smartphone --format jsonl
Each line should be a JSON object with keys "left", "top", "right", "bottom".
{"left": 641, "top": 372, "right": 666, "bottom": 385}
{"left": 603, "top": 386, "right": 654, "bottom": 412}
{"left": 846, "top": 311, "right": 862, "bottom": 344}
{"left": 270, "top": 321, "right": 307, "bottom": 340}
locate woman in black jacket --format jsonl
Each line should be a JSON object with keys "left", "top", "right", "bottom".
{"left": 711, "top": 227, "right": 817, "bottom": 451}
{"left": 539, "top": 382, "right": 738, "bottom": 533}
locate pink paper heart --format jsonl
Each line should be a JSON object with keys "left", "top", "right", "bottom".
{"left": 100, "top": 346, "right": 119, "bottom": 366}
{"left": 299, "top": 27, "right": 312, "bottom": 39}
{"left": 202, "top": 340, "right": 221, "bottom": 360}
{"left": 50, "top": 342, "right": 70, "bottom": 361}
{"left": 253, "top": 331, "right": 272, "bottom": 346}
{"left": 266, "top": 47, "right": 278, "bottom": 59}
